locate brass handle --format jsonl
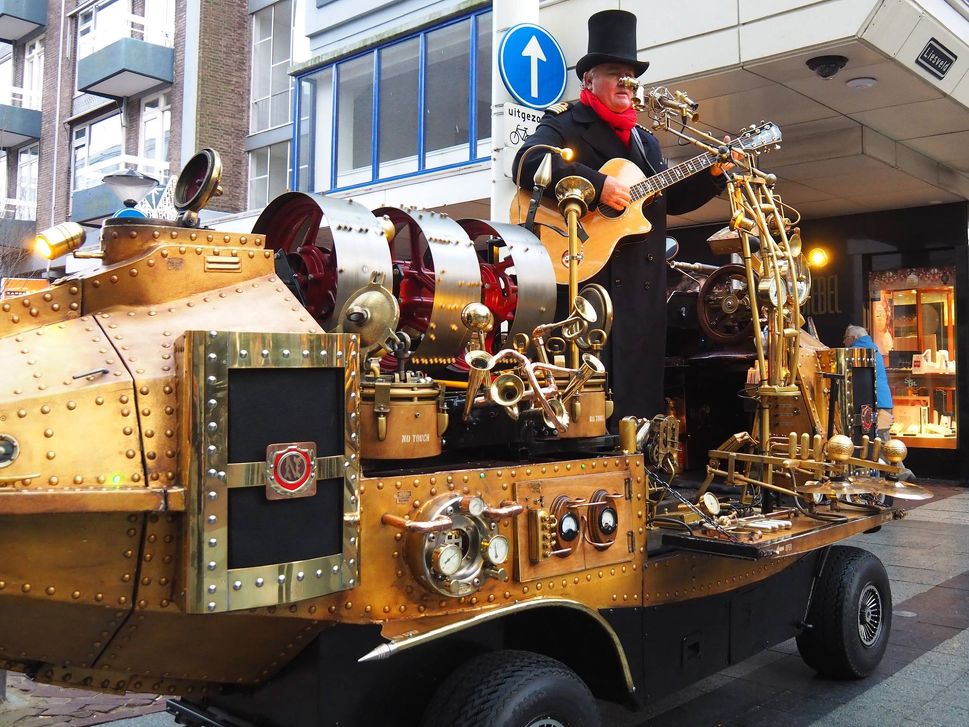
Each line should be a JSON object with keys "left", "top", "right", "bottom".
{"left": 483, "top": 500, "right": 524, "bottom": 519}
{"left": 380, "top": 513, "right": 453, "bottom": 533}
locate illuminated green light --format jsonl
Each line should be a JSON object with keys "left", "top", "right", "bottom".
{"left": 112, "top": 474, "right": 123, "bottom": 485}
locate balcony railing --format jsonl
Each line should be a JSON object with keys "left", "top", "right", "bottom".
{"left": 78, "top": 13, "right": 174, "bottom": 60}
{"left": 0, "top": 84, "right": 41, "bottom": 110}
{"left": 0, "top": 197, "right": 36, "bottom": 221}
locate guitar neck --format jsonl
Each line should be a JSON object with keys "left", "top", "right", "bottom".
{"left": 630, "top": 152, "right": 717, "bottom": 202}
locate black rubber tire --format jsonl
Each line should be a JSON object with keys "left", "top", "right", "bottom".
{"left": 796, "top": 545, "right": 892, "bottom": 678}
{"left": 420, "top": 649, "right": 600, "bottom": 727}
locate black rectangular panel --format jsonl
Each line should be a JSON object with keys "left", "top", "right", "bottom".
{"left": 227, "top": 477, "right": 344, "bottom": 569}
{"left": 227, "top": 368, "right": 344, "bottom": 463}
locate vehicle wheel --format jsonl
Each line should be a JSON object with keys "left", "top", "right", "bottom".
{"left": 796, "top": 545, "right": 892, "bottom": 678}
{"left": 420, "top": 649, "right": 600, "bottom": 727}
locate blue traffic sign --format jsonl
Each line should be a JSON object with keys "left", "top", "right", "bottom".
{"left": 498, "top": 24, "right": 567, "bottom": 110}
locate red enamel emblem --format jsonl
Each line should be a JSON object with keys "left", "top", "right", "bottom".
{"left": 265, "top": 442, "right": 318, "bottom": 499}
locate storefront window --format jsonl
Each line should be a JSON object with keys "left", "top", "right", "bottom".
{"left": 870, "top": 267, "right": 957, "bottom": 449}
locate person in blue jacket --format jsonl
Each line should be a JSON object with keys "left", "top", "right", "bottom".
{"left": 844, "top": 325, "right": 893, "bottom": 441}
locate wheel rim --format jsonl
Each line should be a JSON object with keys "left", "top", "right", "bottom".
{"left": 858, "top": 583, "right": 883, "bottom": 646}
{"left": 525, "top": 719, "right": 566, "bottom": 727}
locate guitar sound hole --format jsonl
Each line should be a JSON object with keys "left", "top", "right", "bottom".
{"left": 598, "top": 204, "right": 624, "bottom": 219}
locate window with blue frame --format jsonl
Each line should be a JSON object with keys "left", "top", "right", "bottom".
{"left": 295, "top": 8, "right": 492, "bottom": 194}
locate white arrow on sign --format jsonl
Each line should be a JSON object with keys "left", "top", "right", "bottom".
{"left": 522, "top": 34, "right": 546, "bottom": 98}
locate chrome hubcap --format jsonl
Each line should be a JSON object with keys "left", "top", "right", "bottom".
{"left": 858, "top": 583, "right": 883, "bottom": 646}
{"left": 525, "top": 719, "right": 566, "bottom": 727}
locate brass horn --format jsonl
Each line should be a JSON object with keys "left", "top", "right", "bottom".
{"left": 543, "top": 397, "right": 571, "bottom": 432}
{"left": 490, "top": 373, "right": 525, "bottom": 421}
{"left": 463, "top": 350, "right": 495, "bottom": 422}
{"left": 532, "top": 295, "right": 597, "bottom": 359}
{"left": 560, "top": 296, "right": 598, "bottom": 341}
{"left": 560, "top": 354, "right": 605, "bottom": 404}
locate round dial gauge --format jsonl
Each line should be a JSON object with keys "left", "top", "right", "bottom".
{"left": 760, "top": 276, "right": 788, "bottom": 307}
{"left": 465, "top": 497, "right": 486, "bottom": 517}
{"left": 483, "top": 535, "right": 510, "bottom": 565}
{"left": 700, "top": 492, "right": 721, "bottom": 516}
{"left": 598, "top": 507, "right": 618, "bottom": 535}
{"left": 431, "top": 543, "right": 463, "bottom": 577}
{"left": 558, "top": 512, "right": 581, "bottom": 542}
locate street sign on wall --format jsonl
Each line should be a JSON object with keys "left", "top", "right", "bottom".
{"left": 498, "top": 23, "right": 567, "bottom": 110}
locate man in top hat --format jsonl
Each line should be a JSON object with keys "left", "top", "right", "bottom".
{"left": 514, "top": 8, "right": 728, "bottom": 425}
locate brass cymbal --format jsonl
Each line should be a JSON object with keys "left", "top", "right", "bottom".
{"left": 797, "top": 478, "right": 876, "bottom": 497}
{"left": 866, "top": 478, "right": 933, "bottom": 501}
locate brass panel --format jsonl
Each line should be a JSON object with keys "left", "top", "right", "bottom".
{"left": 98, "top": 224, "right": 266, "bottom": 268}
{"left": 513, "top": 470, "right": 635, "bottom": 582}
{"left": 0, "top": 599, "right": 128, "bottom": 668}
{"left": 0, "top": 282, "right": 82, "bottom": 336}
{"left": 93, "top": 610, "right": 322, "bottom": 684}
{"left": 0, "top": 487, "right": 165, "bottom": 514}
{"left": 0, "top": 315, "right": 143, "bottom": 494}
{"left": 644, "top": 552, "right": 798, "bottom": 605}
{"left": 180, "top": 331, "right": 360, "bottom": 614}
{"left": 85, "top": 250, "right": 320, "bottom": 486}
{"left": 358, "top": 399, "right": 442, "bottom": 459}
{"left": 226, "top": 456, "right": 346, "bottom": 489}
{"left": 305, "top": 456, "right": 647, "bottom": 629}
{"left": 0, "top": 512, "right": 139, "bottom": 666}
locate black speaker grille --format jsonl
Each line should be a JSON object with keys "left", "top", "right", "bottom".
{"left": 227, "top": 368, "right": 344, "bottom": 464}
{"left": 228, "top": 478, "right": 344, "bottom": 569}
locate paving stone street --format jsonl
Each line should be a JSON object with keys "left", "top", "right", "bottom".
{"left": 1, "top": 486, "right": 967, "bottom": 727}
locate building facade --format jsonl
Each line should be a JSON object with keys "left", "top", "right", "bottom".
{"left": 292, "top": 0, "right": 969, "bottom": 477}
{"left": 0, "top": 0, "right": 300, "bottom": 277}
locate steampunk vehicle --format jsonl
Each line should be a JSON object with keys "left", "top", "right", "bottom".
{"left": 0, "top": 95, "right": 932, "bottom": 727}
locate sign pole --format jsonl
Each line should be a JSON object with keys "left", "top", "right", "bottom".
{"left": 491, "top": 0, "right": 540, "bottom": 222}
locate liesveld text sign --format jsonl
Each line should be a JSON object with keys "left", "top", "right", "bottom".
{"left": 916, "top": 38, "right": 956, "bottom": 80}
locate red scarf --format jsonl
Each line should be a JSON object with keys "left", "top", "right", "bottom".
{"left": 580, "top": 88, "right": 637, "bottom": 146}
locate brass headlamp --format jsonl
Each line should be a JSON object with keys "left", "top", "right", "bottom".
{"left": 33, "top": 222, "right": 87, "bottom": 260}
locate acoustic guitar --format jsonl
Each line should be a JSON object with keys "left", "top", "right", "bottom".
{"left": 510, "top": 122, "right": 782, "bottom": 284}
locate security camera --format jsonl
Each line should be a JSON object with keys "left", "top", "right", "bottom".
{"left": 806, "top": 55, "right": 848, "bottom": 79}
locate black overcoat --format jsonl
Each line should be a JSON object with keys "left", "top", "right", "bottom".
{"left": 513, "top": 102, "right": 724, "bottom": 422}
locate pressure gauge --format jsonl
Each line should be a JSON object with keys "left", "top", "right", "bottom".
{"left": 431, "top": 543, "right": 463, "bottom": 577}
{"left": 465, "top": 496, "right": 486, "bottom": 517}
{"left": 598, "top": 506, "right": 618, "bottom": 535}
{"left": 700, "top": 492, "right": 721, "bottom": 516}
{"left": 483, "top": 535, "right": 510, "bottom": 565}
{"left": 758, "top": 276, "right": 788, "bottom": 307}
{"left": 558, "top": 511, "right": 581, "bottom": 542}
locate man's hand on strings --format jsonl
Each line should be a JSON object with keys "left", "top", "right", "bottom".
{"left": 601, "top": 176, "right": 631, "bottom": 210}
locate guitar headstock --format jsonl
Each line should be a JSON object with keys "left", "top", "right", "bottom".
{"left": 736, "top": 122, "right": 782, "bottom": 154}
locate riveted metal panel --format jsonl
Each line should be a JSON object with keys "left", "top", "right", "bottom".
{"left": 180, "top": 330, "right": 360, "bottom": 614}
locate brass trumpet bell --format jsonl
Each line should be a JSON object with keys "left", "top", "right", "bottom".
{"left": 463, "top": 350, "right": 495, "bottom": 422}
{"left": 560, "top": 355, "right": 605, "bottom": 404}
{"left": 559, "top": 296, "right": 598, "bottom": 341}
{"left": 543, "top": 398, "right": 570, "bottom": 432}
{"left": 490, "top": 373, "right": 525, "bottom": 421}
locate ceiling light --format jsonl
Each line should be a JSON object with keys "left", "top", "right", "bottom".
{"left": 845, "top": 76, "right": 878, "bottom": 89}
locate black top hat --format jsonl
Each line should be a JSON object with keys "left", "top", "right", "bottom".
{"left": 575, "top": 9, "right": 649, "bottom": 79}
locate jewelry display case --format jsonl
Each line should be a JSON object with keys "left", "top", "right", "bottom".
{"left": 869, "top": 267, "right": 957, "bottom": 450}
